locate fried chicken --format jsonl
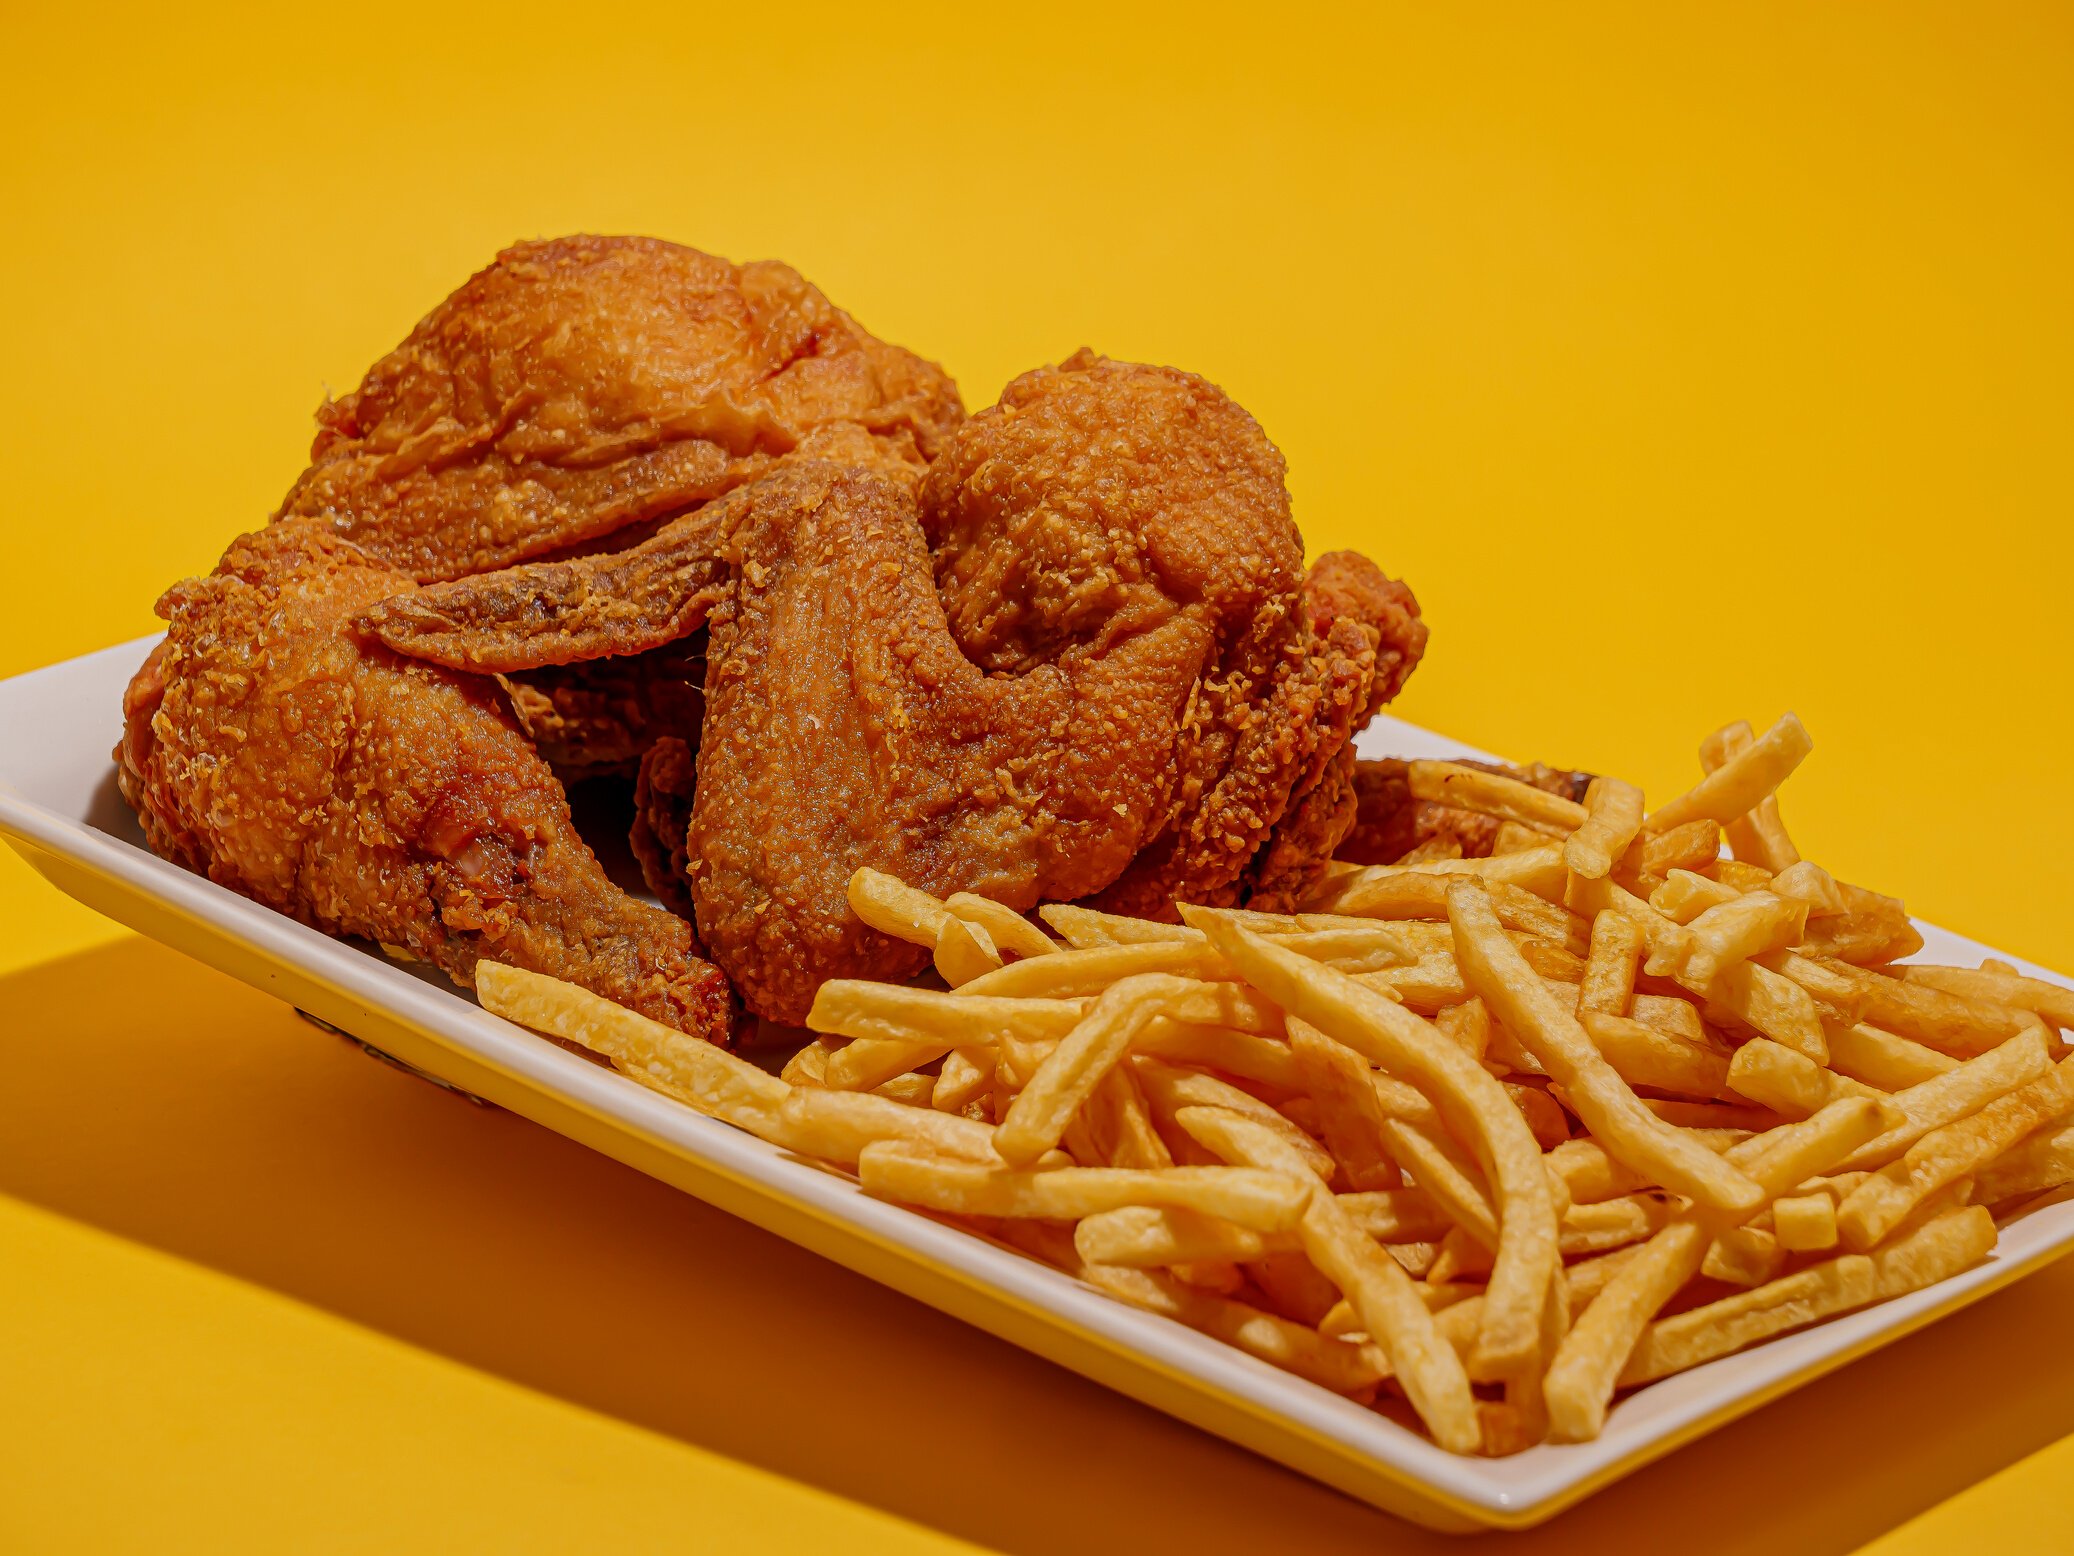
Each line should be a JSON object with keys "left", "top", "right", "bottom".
{"left": 365, "top": 353, "right": 1427, "bottom": 1022}
{"left": 119, "top": 236, "right": 961, "bottom": 1040}
{"left": 117, "top": 520, "right": 735, "bottom": 1038}
{"left": 120, "top": 232, "right": 1433, "bottom": 1036}
{"left": 278, "top": 235, "right": 963, "bottom": 583}
{"left": 1089, "top": 543, "right": 1426, "bottom": 918}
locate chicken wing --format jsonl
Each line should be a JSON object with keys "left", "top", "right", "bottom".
{"left": 118, "top": 520, "right": 736, "bottom": 1038}
{"left": 364, "top": 353, "right": 1424, "bottom": 1023}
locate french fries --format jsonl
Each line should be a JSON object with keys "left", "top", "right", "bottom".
{"left": 478, "top": 708, "right": 2069, "bottom": 1460}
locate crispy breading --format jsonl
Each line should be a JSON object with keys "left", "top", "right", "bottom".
{"left": 117, "top": 520, "right": 736, "bottom": 1039}
{"left": 278, "top": 235, "right": 963, "bottom": 583}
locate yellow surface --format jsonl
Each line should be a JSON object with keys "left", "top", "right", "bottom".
{"left": 1, "top": 2, "right": 2071, "bottom": 1549}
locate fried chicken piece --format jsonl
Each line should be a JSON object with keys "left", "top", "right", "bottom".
{"left": 360, "top": 492, "right": 738, "bottom": 671}
{"left": 1240, "top": 743, "right": 1361, "bottom": 913}
{"left": 368, "top": 355, "right": 1330, "bottom": 1022}
{"left": 277, "top": 235, "right": 963, "bottom": 583}
{"left": 1090, "top": 546, "right": 1427, "bottom": 918}
{"left": 1341, "top": 758, "right": 1595, "bottom": 865}
{"left": 117, "top": 520, "right": 735, "bottom": 1040}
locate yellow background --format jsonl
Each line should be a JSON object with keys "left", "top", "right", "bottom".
{"left": 2, "top": 3, "right": 2070, "bottom": 1550}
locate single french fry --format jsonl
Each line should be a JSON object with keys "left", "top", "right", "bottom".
{"left": 1632, "top": 993, "right": 1709, "bottom": 1045}
{"left": 1701, "top": 1225, "right": 1786, "bottom": 1286}
{"left": 1579, "top": 913, "right": 1644, "bottom": 1016}
{"left": 1676, "top": 892, "right": 1808, "bottom": 988}
{"left": 873, "top": 1072, "right": 935, "bottom": 1106}
{"left": 859, "top": 1142, "right": 1312, "bottom": 1230}
{"left": 1838, "top": 1027, "right": 2054, "bottom": 1170}
{"left": 1651, "top": 869, "right": 1741, "bottom": 925}
{"left": 1518, "top": 938, "right": 1589, "bottom": 983}
{"left": 1975, "top": 1124, "right": 2074, "bottom": 1204}
{"left": 932, "top": 1046, "right": 995, "bottom": 1114}
{"left": 809, "top": 982, "right": 1086, "bottom": 1047}
{"left": 1618, "top": 820, "right": 1724, "bottom": 883}
{"left": 1628, "top": 1206, "right": 1993, "bottom": 1386}
{"left": 775, "top": 1088, "right": 1005, "bottom": 1165}
{"left": 1900, "top": 965, "right": 2074, "bottom": 1032}
{"left": 1824, "top": 1022, "right": 1957, "bottom": 1090}
{"left": 995, "top": 975, "right": 1189, "bottom": 1166}
{"left": 931, "top": 913, "right": 1003, "bottom": 988}
{"left": 476, "top": 963, "right": 788, "bottom": 1133}
{"left": 1322, "top": 845, "right": 1569, "bottom": 915}
{"left": 945, "top": 892, "right": 1060, "bottom": 960}
{"left": 1130, "top": 1021, "right": 1302, "bottom": 1089}
{"left": 1772, "top": 860, "right": 1846, "bottom": 918}
{"left": 1647, "top": 713, "right": 1813, "bottom": 834}
{"left": 1037, "top": 903, "right": 1193, "bottom": 949}
{"left": 1838, "top": 1059, "right": 2074, "bottom": 1248}
{"left": 1076, "top": 1205, "right": 1279, "bottom": 1267}
{"left": 1726, "top": 1039, "right": 1890, "bottom": 1119}
{"left": 825, "top": 1037, "right": 954, "bottom": 1093}
{"left": 1408, "top": 760, "right": 1589, "bottom": 832}
{"left": 781, "top": 1041, "right": 833, "bottom": 1087}
{"left": 846, "top": 867, "right": 953, "bottom": 947}
{"left": 1626, "top": 1256, "right": 1873, "bottom": 1383}
{"left": 1286, "top": 1022, "right": 1403, "bottom": 1190}
{"left": 1582, "top": 1011, "right": 1737, "bottom": 1101}
{"left": 1565, "top": 776, "right": 1646, "bottom": 880}
{"left": 1400, "top": 834, "right": 1468, "bottom": 864}
{"left": 1356, "top": 951, "right": 1469, "bottom": 1011}
{"left": 1449, "top": 879, "right": 1762, "bottom": 1215}
{"left": 1492, "top": 820, "right": 1556, "bottom": 855}
{"left": 1546, "top": 1137, "right": 1653, "bottom": 1205}
{"left": 959, "top": 941, "right": 1239, "bottom": 999}
{"left": 1698, "top": 720, "right": 1802, "bottom": 873}
{"left": 1176, "top": 1107, "right": 1483, "bottom": 1452}
{"left": 1773, "top": 1193, "right": 1839, "bottom": 1252}
{"left": 1179, "top": 908, "right": 1560, "bottom": 1378}
{"left": 1265, "top": 924, "right": 1430, "bottom": 973}
{"left": 1081, "top": 1265, "right": 1390, "bottom": 1394}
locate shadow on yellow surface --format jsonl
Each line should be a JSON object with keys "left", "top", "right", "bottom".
{"left": 4, "top": 934, "right": 2070, "bottom": 1554}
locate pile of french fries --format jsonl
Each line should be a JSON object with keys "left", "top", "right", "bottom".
{"left": 476, "top": 713, "right": 2074, "bottom": 1457}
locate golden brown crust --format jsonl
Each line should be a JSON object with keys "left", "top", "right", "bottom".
{"left": 118, "top": 518, "right": 736, "bottom": 1040}
{"left": 279, "top": 235, "right": 963, "bottom": 583}
{"left": 1093, "top": 549, "right": 1427, "bottom": 918}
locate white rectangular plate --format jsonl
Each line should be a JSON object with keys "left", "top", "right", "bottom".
{"left": 5, "top": 636, "right": 2072, "bottom": 1532}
